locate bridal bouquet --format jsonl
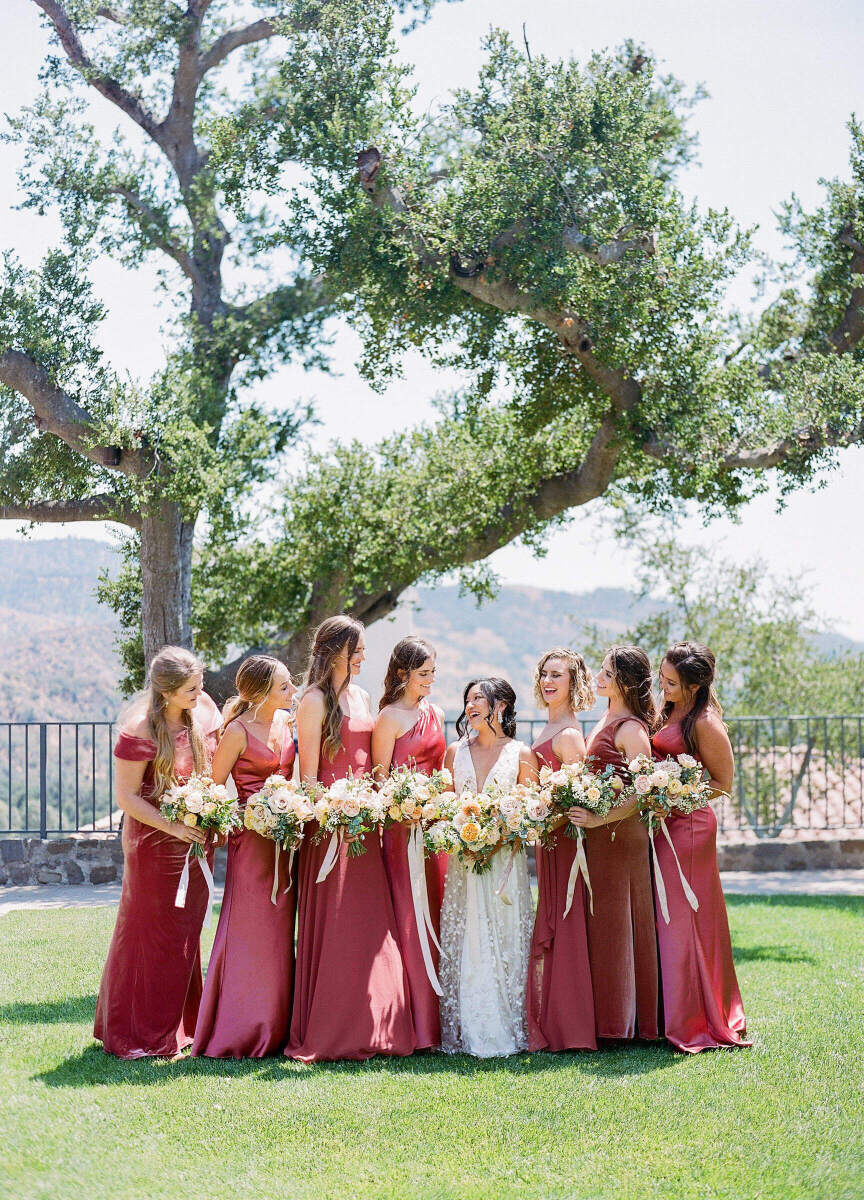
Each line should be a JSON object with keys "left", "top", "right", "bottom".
{"left": 626, "top": 753, "right": 711, "bottom": 923}
{"left": 312, "top": 773, "right": 386, "bottom": 879}
{"left": 245, "top": 774, "right": 314, "bottom": 903}
{"left": 495, "top": 781, "right": 551, "bottom": 850}
{"left": 160, "top": 774, "right": 241, "bottom": 924}
{"left": 379, "top": 764, "right": 454, "bottom": 827}
{"left": 445, "top": 790, "right": 505, "bottom": 874}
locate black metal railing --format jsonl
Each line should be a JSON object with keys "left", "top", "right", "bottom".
{"left": 2, "top": 716, "right": 863, "bottom": 839}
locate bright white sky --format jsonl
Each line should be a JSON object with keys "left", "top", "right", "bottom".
{"left": 2, "top": 0, "right": 863, "bottom": 636}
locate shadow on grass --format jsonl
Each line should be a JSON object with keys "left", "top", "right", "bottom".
{"left": 0, "top": 994, "right": 97, "bottom": 1024}
{"left": 732, "top": 944, "right": 817, "bottom": 965}
{"left": 725, "top": 894, "right": 863, "bottom": 913}
{"left": 36, "top": 1039, "right": 680, "bottom": 1089}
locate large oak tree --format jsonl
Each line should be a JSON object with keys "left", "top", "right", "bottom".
{"left": 1, "top": 1, "right": 862, "bottom": 695}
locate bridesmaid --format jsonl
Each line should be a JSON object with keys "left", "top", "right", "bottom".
{"left": 569, "top": 646, "right": 660, "bottom": 1041}
{"left": 192, "top": 656, "right": 298, "bottom": 1058}
{"left": 527, "top": 648, "right": 597, "bottom": 1053}
{"left": 372, "top": 637, "right": 448, "bottom": 1051}
{"left": 94, "top": 646, "right": 221, "bottom": 1058}
{"left": 286, "top": 616, "right": 416, "bottom": 1061}
{"left": 653, "top": 641, "right": 750, "bottom": 1053}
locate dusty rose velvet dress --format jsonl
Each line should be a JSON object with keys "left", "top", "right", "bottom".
{"left": 526, "top": 735, "right": 596, "bottom": 1052}
{"left": 652, "top": 721, "right": 750, "bottom": 1053}
{"left": 584, "top": 715, "right": 660, "bottom": 1040}
{"left": 192, "top": 720, "right": 297, "bottom": 1058}
{"left": 286, "top": 712, "right": 416, "bottom": 1061}
{"left": 381, "top": 700, "right": 448, "bottom": 1049}
{"left": 94, "top": 707, "right": 220, "bottom": 1058}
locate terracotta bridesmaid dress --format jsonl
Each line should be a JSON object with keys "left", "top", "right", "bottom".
{"left": 652, "top": 720, "right": 750, "bottom": 1053}
{"left": 381, "top": 699, "right": 448, "bottom": 1050}
{"left": 94, "top": 706, "right": 221, "bottom": 1058}
{"left": 526, "top": 734, "right": 596, "bottom": 1052}
{"left": 286, "top": 712, "right": 416, "bottom": 1061}
{"left": 192, "top": 719, "right": 297, "bottom": 1058}
{"left": 583, "top": 716, "right": 660, "bottom": 1041}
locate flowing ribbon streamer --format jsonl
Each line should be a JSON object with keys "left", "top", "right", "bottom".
{"left": 285, "top": 846, "right": 295, "bottom": 894}
{"left": 316, "top": 828, "right": 342, "bottom": 883}
{"left": 562, "top": 829, "right": 594, "bottom": 918}
{"left": 494, "top": 846, "right": 518, "bottom": 905}
{"left": 649, "top": 822, "right": 669, "bottom": 924}
{"left": 659, "top": 819, "right": 700, "bottom": 913}
{"left": 406, "top": 825, "right": 443, "bottom": 996}
{"left": 270, "top": 841, "right": 281, "bottom": 905}
{"left": 174, "top": 846, "right": 216, "bottom": 929}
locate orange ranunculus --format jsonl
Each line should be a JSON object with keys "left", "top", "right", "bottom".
{"left": 460, "top": 820, "right": 481, "bottom": 843}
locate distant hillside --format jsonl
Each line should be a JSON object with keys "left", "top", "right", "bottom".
{"left": 2, "top": 537, "right": 862, "bottom": 721}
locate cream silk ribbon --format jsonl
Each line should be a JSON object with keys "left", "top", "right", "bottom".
{"left": 650, "top": 818, "right": 700, "bottom": 924}
{"left": 494, "top": 846, "right": 519, "bottom": 906}
{"left": 316, "top": 828, "right": 342, "bottom": 883}
{"left": 407, "top": 825, "right": 443, "bottom": 996}
{"left": 562, "top": 828, "right": 594, "bottom": 918}
{"left": 270, "top": 842, "right": 296, "bottom": 905}
{"left": 175, "top": 846, "right": 217, "bottom": 929}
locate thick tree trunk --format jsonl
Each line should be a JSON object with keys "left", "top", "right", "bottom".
{"left": 140, "top": 500, "right": 195, "bottom": 665}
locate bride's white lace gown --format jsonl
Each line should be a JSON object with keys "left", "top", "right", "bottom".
{"left": 439, "top": 738, "right": 533, "bottom": 1056}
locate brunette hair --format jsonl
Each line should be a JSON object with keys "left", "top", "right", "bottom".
{"left": 379, "top": 637, "right": 436, "bottom": 711}
{"left": 222, "top": 655, "right": 285, "bottom": 727}
{"left": 604, "top": 645, "right": 658, "bottom": 732}
{"left": 455, "top": 677, "right": 518, "bottom": 740}
{"left": 146, "top": 646, "right": 209, "bottom": 799}
{"left": 661, "top": 641, "right": 723, "bottom": 756}
{"left": 305, "top": 615, "right": 364, "bottom": 760}
{"left": 534, "top": 647, "right": 595, "bottom": 713}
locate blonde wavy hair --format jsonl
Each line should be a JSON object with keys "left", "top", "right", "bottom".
{"left": 146, "top": 646, "right": 209, "bottom": 799}
{"left": 534, "top": 647, "right": 595, "bottom": 713}
{"left": 305, "top": 615, "right": 364, "bottom": 760}
{"left": 222, "top": 655, "right": 285, "bottom": 728}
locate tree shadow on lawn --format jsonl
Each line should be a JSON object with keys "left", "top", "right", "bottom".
{"left": 35, "top": 1039, "right": 680, "bottom": 1089}
{"left": 1, "top": 994, "right": 98, "bottom": 1024}
{"left": 725, "top": 895, "right": 863, "bottom": 914}
{"left": 732, "top": 944, "right": 817, "bottom": 964}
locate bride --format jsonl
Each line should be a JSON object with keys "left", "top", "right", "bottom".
{"left": 439, "top": 677, "right": 539, "bottom": 1056}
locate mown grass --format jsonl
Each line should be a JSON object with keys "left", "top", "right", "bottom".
{"left": 1, "top": 896, "right": 862, "bottom": 1200}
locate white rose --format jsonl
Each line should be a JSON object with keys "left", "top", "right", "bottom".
{"left": 678, "top": 754, "right": 698, "bottom": 769}
{"left": 649, "top": 770, "right": 669, "bottom": 790}
{"left": 184, "top": 792, "right": 203, "bottom": 814}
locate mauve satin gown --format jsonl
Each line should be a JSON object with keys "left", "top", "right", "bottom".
{"left": 583, "top": 716, "right": 660, "bottom": 1040}
{"left": 381, "top": 700, "right": 448, "bottom": 1049}
{"left": 286, "top": 712, "right": 416, "bottom": 1061}
{"left": 651, "top": 721, "right": 750, "bottom": 1053}
{"left": 192, "top": 721, "right": 297, "bottom": 1058}
{"left": 94, "top": 714, "right": 220, "bottom": 1058}
{"left": 526, "top": 736, "right": 596, "bottom": 1052}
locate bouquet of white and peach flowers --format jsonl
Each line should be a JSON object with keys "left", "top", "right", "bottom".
{"left": 160, "top": 774, "right": 240, "bottom": 923}
{"left": 627, "top": 753, "right": 711, "bottom": 831}
{"left": 442, "top": 789, "right": 505, "bottom": 875}
{"left": 379, "top": 764, "right": 454, "bottom": 828}
{"left": 538, "top": 760, "right": 621, "bottom": 843}
{"left": 626, "top": 753, "right": 711, "bottom": 923}
{"left": 312, "top": 773, "right": 386, "bottom": 878}
{"left": 160, "top": 774, "right": 241, "bottom": 855}
{"left": 493, "top": 781, "right": 551, "bottom": 850}
{"left": 245, "top": 774, "right": 314, "bottom": 903}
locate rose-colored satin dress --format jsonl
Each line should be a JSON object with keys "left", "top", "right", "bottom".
{"left": 286, "top": 712, "right": 416, "bottom": 1061}
{"left": 526, "top": 736, "right": 596, "bottom": 1052}
{"left": 382, "top": 700, "right": 448, "bottom": 1049}
{"left": 94, "top": 708, "right": 220, "bottom": 1058}
{"left": 652, "top": 720, "right": 750, "bottom": 1053}
{"left": 192, "top": 720, "right": 297, "bottom": 1058}
{"left": 584, "top": 716, "right": 660, "bottom": 1040}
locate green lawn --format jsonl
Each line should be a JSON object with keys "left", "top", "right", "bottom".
{"left": 1, "top": 897, "right": 862, "bottom": 1200}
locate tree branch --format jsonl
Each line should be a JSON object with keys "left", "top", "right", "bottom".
{"left": 829, "top": 228, "right": 864, "bottom": 354}
{"left": 643, "top": 416, "right": 864, "bottom": 471}
{"left": 94, "top": 5, "right": 126, "bottom": 23}
{"left": 563, "top": 223, "right": 658, "bottom": 266}
{"left": 0, "top": 349, "right": 147, "bottom": 476}
{"left": 107, "top": 184, "right": 200, "bottom": 282}
{"left": 33, "top": 0, "right": 162, "bottom": 144}
{"left": 0, "top": 495, "right": 140, "bottom": 527}
{"left": 199, "top": 18, "right": 278, "bottom": 75}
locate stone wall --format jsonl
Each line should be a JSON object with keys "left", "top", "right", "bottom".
{"left": 1, "top": 833, "right": 862, "bottom": 886}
